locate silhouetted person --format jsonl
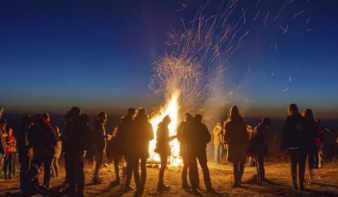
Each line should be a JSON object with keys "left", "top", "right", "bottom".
{"left": 213, "top": 122, "right": 223, "bottom": 164}
{"left": 110, "top": 116, "right": 124, "bottom": 187}
{"left": 316, "top": 119, "right": 325, "bottom": 168}
{"left": 0, "top": 119, "right": 7, "bottom": 176}
{"left": 4, "top": 127, "right": 16, "bottom": 179}
{"left": 154, "top": 115, "right": 176, "bottom": 192}
{"left": 52, "top": 126, "right": 62, "bottom": 178}
{"left": 177, "top": 113, "right": 193, "bottom": 189}
{"left": 127, "top": 108, "right": 154, "bottom": 195}
{"left": 302, "top": 109, "right": 319, "bottom": 184}
{"left": 21, "top": 164, "right": 56, "bottom": 197}
{"left": 250, "top": 118, "right": 271, "bottom": 183}
{"left": 224, "top": 105, "right": 249, "bottom": 188}
{"left": 65, "top": 113, "right": 93, "bottom": 197}
{"left": 18, "top": 115, "right": 33, "bottom": 182}
{"left": 60, "top": 112, "right": 74, "bottom": 187}
{"left": 281, "top": 104, "right": 308, "bottom": 190}
{"left": 182, "top": 114, "right": 214, "bottom": 194}
{"left": 29, "top": 116, "right": 57, "bottom": 188}
{"left": 92, "top": 112, "right": 110, "bottom": 184}
{"left": 117, "top": 108, "right": 136, "bottom": 192}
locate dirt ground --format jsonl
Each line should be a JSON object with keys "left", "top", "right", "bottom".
{"left": 1, "top": 160, "right": 338, "bottom": 197}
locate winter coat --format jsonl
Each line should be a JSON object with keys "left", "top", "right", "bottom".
{"left": 115, "top": 116, "right": 134, "bottom": 156}
{"left": 281, "top": 113, "right": 309, "bottom": 150}
{"left": 17, "top": 125, "right": 31, "bottom": 156}
{"left": 29, "top": 123, "right": 57, "bottom": 157}
{"left": 93, "top": 120, "right": 107, "bottom": 151}
{"left": 213, "top": 126, "right": 223, "bottom": 145}
{"left": 250, "top": 123, "right": 269, "bottom": 156}
{"left": 65, "top": 120, "right": 93, "bottom": 155}
{"left": 127, "top": 115, "right": 154, "bottom": 158}
{"left": 53, "top": 133, "right": 62, "bottom": 158}
{"left": 6, "top": 135, "right": 17, "bottom": 153}
{"left": 0, "top": 129, "right": 6, "bottom": 154}
{"left": 182, "top": 121, "right": 211, "bottom": 154}
{"left": 155, "top": 122, "right": 172, "bottom": 156}
{"left": 177, "top": 121, "right": 187, "bottom": 156}
{"left": 304, "top": 120, "right": 319, "bottom": 148}
{"left": 224, "top": 118, "right": 248, "bottom": 164}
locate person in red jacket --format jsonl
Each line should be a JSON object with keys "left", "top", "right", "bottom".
{"left": 4, "top": 127, "right": 17, "bottom": 179}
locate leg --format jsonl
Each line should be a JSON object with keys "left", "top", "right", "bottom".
{"left": 113, "top": 155, "right": 120, "bottom": 180}
{"left": 93, "top": 149, "right": 103, "bottom": 181}
{"left": 43, "top": 157, "right": 53, "bottom": 187}
{"left": 132, "top": 158, "right": 141, "bottom": 192}
{"left": 197, "top": 152, "right": 212, "bottom": 190}
{"left": 140, "top": 157, "right": 147, "bottom": 192}
{"left": 51, "top": 158, "right": 56, "bottom": 178}
{"left": 181, "top": 153, "right": 189, "bottom": 187}
{"left": 67, "top": 155, "right": 76, "bottom": 196}
{"left": 54, "top": 158, "right": 59, "bottom": 177}
{"left": 289, "top": 149, "right": 298, "bottom": 188}
{"left": 188, "top": 153, "right": 199, "bottom": 189}
{"left": 256, "top": 154, "right": 265, "bottom": 181}
{"left": 232, "top": 163, "right": 239, "bottom": 185}
{"left": 255, "top": 155, "right": 261, "bottom": 181}
{"left": 214, "top": 145, "right": 219, "bottom": 163}
{"left": 219, "top": 145, "right": 223, "bottom": 163}
{"left": 238, "top": 160, "right": 244, "bottom": 183}
{"left": 76, "top": 156, "right": 85, "bottom": 197}
{"left": 159, "top": 154, "right": 167, "bottom": 184}
{"left": 298, "top": 148, "right": 307, "bottom": 190}
{"left": 8, "top": 153, "right": 13, "bottom": 178}
{"left": 4, "top": 154, "right": 9, "bottom": 178}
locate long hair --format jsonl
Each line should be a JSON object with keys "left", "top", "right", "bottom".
{"left": 227, "top": 105, "right": 244, "bottom": 121}
{"left": 302, "top": 109, "right": 316, "bottom": 125}
{"left": 288, "top": 103, "right": 299, "bottom": 114}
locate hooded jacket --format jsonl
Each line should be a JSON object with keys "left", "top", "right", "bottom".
{"left": 281, "top": 113, "right": 309, "bottom": 149}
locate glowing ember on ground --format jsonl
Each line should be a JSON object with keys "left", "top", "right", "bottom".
{"left": 148, "top": 91, "right": 182, "bottom": 167}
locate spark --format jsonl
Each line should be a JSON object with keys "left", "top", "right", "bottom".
{"left": 256, "top": 0, "right": 261, "bottom": 6}
{"left": 254, "top": 10, "right": 260, "bottom": 21}
{"left": 176, "top": 4, "right": 188, "bottom": 12}
{"left": 264, "top": 10, "right": 270, "bottom": 26}
{"left": 242, "top": 7, "right": 247, "bottom": 24}
{"left": 279, "top": 24, "right": 288, "bottom": 34}
{"left": 289, "top": 76, "right": 292, "bottom": 82}
{"left": 245, "top": 98, "right": 256, "bottom": 103}
{"left": 271, "top": 72, "right": 274, "bottom": 76}
{"left": 288, "top": 0, "right": 294, "bottom": 3}
{"left": 165, "top": 42, "right": 172, "bottom": 45}
{"left": 275, "top": 42, "right": 277, "bottom": 50}
{"left": 283, "top": 88, "right": 289, "bottom": 92}
{"left": 274, "top": 5, "right": 285, "bottom": 21}
{"left": 306, "top": 29, "right": 312, "bottom": 31}
{"left": 306, "top": 17, "right": 311, "bottom": 23}
{"left": 293, "top": 11, "right": 304, "bottom": 18}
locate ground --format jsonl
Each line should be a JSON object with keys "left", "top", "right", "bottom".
{"left": 1, "top": 161, "right": 338, "bottom": 197}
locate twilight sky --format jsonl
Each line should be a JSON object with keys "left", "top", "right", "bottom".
{"left": 0, "top": 0, "right": 337, "bottom": 119}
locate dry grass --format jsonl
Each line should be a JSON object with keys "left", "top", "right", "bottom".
{"left": 1, "top": 160, "right": 338, "bottom": 197}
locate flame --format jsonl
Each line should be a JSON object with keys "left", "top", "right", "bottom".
{"left": 149, "top": 91, "right": 182, "bottom": 166}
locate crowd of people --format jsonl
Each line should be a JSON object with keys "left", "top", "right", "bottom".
{"left": 0, "top": 103, "right": 333, "bottom": 196}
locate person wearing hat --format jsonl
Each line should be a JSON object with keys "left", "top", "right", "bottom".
{"left": 250, "top": 117, "right": 271, "bottom": 183}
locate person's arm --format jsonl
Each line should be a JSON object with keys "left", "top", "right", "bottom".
{"left": 169, "top": 135, "right": 177, "bottom": 141}
{"left": 281, "top": 118, "right": 289, "bottom": 150}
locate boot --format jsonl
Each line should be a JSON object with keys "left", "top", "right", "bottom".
{"left": 157, "top": 182, "right": 170, "bottom": 191}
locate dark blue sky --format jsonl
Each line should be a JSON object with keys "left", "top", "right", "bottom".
{"left": 0, "top": 0, "right": 337, "bottom": 118}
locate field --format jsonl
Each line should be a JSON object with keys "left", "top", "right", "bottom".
{"left": 1, "top": 159, "right": 338, "bottom": 197}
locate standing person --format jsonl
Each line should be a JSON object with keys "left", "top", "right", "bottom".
{"left": 317, "top": 119, "right": 325, "bottom": 169}
{"left": 250, "top": 118, "right": 271, "bottom": 183}
{"left": 17, "top": 115, "right": 33, "bottom": 180}
{"left": 65, "top": 113, "right": 93, "bottom": 197}
{"left": 115, "top": 108, "right": 136, "bottom": 192}
{"left": 4, "top": 127, "right": 17, "bottom": 179}
{"left": 213, "top": 122, "right": 223, "bottom": 165}
{"left": 110, "top": 116, "right": 124, "bottom": 187}
{"left": 92, "top": 112, "right": 110, "bottom": 184}
{"left": 281, "top": 104, "right": 308, "bottom": 190}
{"left": 302, "top": 109, "right": 319, "bottom": 184}
{"left": 51, "top": 126, "right": 62, "bottom": 178}
{"left": 246, "top": 125, "right": 254, "bottom": 167}
{"left": 29, "top": 117, "right": 57, "bottom": 188}
{"left": 177, "top": 113, "right": 193, "bottom": 189}
{"left": 182, "top": 114, "right": 215, "bottom": 194}
{"left": 127, "top": 108, "right": 154, "bottom": 195}
{"left": 154, "top": 115, "right": 176, "bottom": 192}
{"left": 0, "top": 119, "right": 7, "bottom": 175}
{"left": 223, "top": 105, "right": 249, "bottom": 188}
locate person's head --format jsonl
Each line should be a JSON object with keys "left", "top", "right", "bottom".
{"left": 22, "top": 114, "right": 32, "bottom": 125}
{"left": 0, "top": 119, "right": 7, "bottom": 130}
{"left": 27, "top": 164, "right": 40, "bottom": 179}
{"left": 127, "top": 108, "right": 136, "bottom": 118}
{"left": 302, "top": 109, "right": 315, "bottom": 121}
{"left": 81, "top": 114, "right": 90, "bottom": 125}
{"left": 98, "top": 112, "right": 107, "bottom": 123}
{"left": 0, "top": 107, "right": 3, "bottom": 117}
{"left": 247, "top": 125, "right": 253, "bottom": 133}
{"left": 162, "top": 115, "right": 171, "bottom": 125}
{"left": 68, "top": 107, "right": 81, "bottom": 116}
{"left": 42, "top": 113, "right": 50, "bottom": 123}
{"left": 137, "top": 108, "right": 146, "bottom": 116}
{"left": 288, "top": 104, "right": 298, "bottom": 115}
{"left": 262, "top": 117, "right": 271, "bottom": 128}
{"left": 194, "top": 114, "right": 203, "bottom": 123}
{"left": 228, "top": 105, "right": 243, "bottom": 120}
{"left": 7, "top": 127, "right": 13, "bottom": 136}
{"left": 34, "top": 117, "right": 45, "bottom": 126}
{"left": 185, "top": 113, "right": 194, "bottom": 122}
{"left": 216, "top": 122, "right": 221, "bottom": 128}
